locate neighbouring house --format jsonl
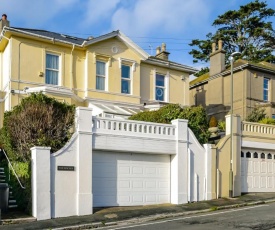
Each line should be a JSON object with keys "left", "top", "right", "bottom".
{"left": 189, "top": 40, "right": 275, "bottom": 121}
{"left": 0, "top": 16, "right": 197, "bottom": 127}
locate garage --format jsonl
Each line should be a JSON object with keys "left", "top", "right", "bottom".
{"left": 92, "top": 151, "right": 171, "bottom": 207}
{"left": 241, "top": 150, "right": 275, "bottom": 192}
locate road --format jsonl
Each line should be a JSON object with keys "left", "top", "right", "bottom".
{"left": 101, "top": 203, "right": 275, "bottom": 230}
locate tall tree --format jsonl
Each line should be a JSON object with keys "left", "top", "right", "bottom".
{"left": 189, "top": 0, "right": 275, "bottom": 65}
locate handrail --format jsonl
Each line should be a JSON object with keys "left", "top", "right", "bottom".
{"left": 0, "top": 148, "right": 26, "bottom": 189}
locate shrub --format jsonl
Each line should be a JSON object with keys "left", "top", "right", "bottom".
{"left": 0, "top": 92, "right": 75, "bottom": 162}
{"left": 246, "top": 107, "right": 266, "bottom": 122}
{"left": 0, "top": 93, "right": 75, "bottom": 213}
{"left": 259, "top": 118, "right": 275, "bottom": 125}
{"left": 218, "top": 120, "right": 226, "bottom": 131}
{"left": 129, "top": 104, "right": 210, "bottom": 144}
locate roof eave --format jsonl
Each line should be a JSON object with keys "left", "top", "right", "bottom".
{"left": 1, "top": 27, "right": 83, "bottom": 47}
{"left": 143, "top": 59, "right": 198, "bottom": 74}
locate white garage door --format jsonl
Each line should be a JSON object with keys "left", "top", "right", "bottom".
{"left": 93, "top": 151, "right": 170, "bottom": 207}
{"left": 241, "top": 150, "right": 275, "bottom": 192}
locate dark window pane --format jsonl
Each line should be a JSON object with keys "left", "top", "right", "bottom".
{"left": 156, "top": 87, "right": 164, "bottom": 101}
{"left": 121, "top": 79, "right": 130, "bottom": 94}
{"left": 254, "top": 152, "right": 258, "bottom": 158}
{"left": 96, "top": 76, "right": 105, "bottom": 90}
{"left": 246, "top": 152, "right": 251, "bottom": 158}
{"left": 261, "top": 153, "right": 265, "bottom": 159}
{"left": 96, "top": 61, "right": 105, "bottom": 75}
{"left": 156, "top": 74, "right": 165, "bottom": 86}
{"left": 122, "top": 65, "right": 130, "bottom": 79}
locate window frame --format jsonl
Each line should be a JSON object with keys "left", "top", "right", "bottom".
{"left": 96, "top": 60, "right": 107, "bottom": 91}
{"left": 263, "top": 77, "right": 270, "bottom": 102}
{"left": 118, "top": 58, "right": 136, "bottom": 95}
{"left": 121, "top": 64, "right": 132, "bottom": 94}
{"left": 154, "top": 70, "right": 169, "bottom": 102}
{"left": 45, "top": 52, "right": 61, "bottom": 86}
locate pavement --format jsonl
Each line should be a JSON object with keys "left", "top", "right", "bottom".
{"left": 1, "top": 193, "right": 275, "bottom": 230}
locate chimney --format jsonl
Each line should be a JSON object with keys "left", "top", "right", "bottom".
{"left": 209, "top": 40, "right": 225, "bottom": 76}
{"left": 0, "top": 14, "right": 10, "bottom": 33}
{"left": 155, "top": 43, "right": 170, "bottom": 60}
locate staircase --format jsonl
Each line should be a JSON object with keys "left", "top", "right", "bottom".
{"left": 0, "top": 167, "right": 18, "bottom": 210}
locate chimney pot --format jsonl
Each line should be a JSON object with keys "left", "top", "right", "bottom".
{"left": 218, "top": 40, "right": 223, "bottom": 50}
{"left": 212, "top": 43, "right": 216, "bottom": 53}
{"left": 156, "top": 46, "right": 161, "bottom": 55}
{"left": 161, "top": 43, "right": 166, "bottom": 52}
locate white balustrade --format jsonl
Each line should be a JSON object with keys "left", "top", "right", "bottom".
{"left": 92, "top": 117, "right": 176, "bottom": 138}
{"left": 242, "top": 121, "right": 275, "bottom": 135}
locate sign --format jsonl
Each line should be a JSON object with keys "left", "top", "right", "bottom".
{"left": 57, "top": 166, "right": 75, "bottom": 171}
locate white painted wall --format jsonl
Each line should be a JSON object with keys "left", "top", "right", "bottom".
{"left": 31, "top": 107, "right": 213, "bottom": 220}
{"left": 188, "top": 128, "right": 206, "bottom": 202}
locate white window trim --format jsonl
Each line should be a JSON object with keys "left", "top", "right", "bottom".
{"left": 118, "top": 58, "right": 136, "bottom": 71}
{"left": 93, "top": 53, "right": 111, "bottom": 91}
{"left": 96, "top": 60, "right": 108, "bottom": 91}
{"left": 119, "top": 58, "right": 136, "bottom": 95}
{"left": 263, "top": 77, "right": 270, "bottom": 102}
{"left": 154, "top": 70, "right": 169, "bottom": 102}
{"left": 45, "top": 51, "right": 62, "bottom": 86}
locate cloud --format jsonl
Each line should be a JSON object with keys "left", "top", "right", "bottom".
{"left": 82, "top": 0, "right": 121, "bottom": 26}
{"left": 0, "top": 0, "right": 78, "bottom": 28}
{"left": 110, "top": 0, "right": 211, "bottom": 37}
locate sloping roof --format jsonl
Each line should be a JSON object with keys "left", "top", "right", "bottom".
{"left": 190, "top": 59, "right": 275, "bottom": 88}
{"left": 190, "top": 72, "right": 209, "bottom": 86}
{"left": 7, "top": 27, "right": 86, "bottom": 45}
{"left": 1, "top": 26, "right": 197, "bottom": 71}
{"left": 144, "top": 56, "right": 198, "bottom": 74}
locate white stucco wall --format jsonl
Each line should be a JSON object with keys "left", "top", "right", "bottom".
{"left": 31, "top": 107, "right": 214, "bottom": 220}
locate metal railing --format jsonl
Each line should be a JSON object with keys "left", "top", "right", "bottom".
{"left": 0, "top": 148, "right": 25, "bottom": 189}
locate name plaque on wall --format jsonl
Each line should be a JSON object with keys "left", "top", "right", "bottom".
{"left": 57, "top": 166, "right": 75, "bottom": 171}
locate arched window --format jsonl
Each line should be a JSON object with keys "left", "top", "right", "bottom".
{"left": 254, "top": 152, "right": 258, "bottom": 158}
{"left": 241, "top": 152, "right": 244, "bottom": 158}
{"left": 246, "top": 152, "right": 251, "bottom": 158}
{"left": 261, "top": 153, "right": 265, "bottom": 159}
{"left": 268, "top": 153, "right": 272, "bottom": 159}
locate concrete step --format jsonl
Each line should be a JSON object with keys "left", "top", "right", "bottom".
{"left": 8, "top": 204, "right": 18, "bottom": 209}
{"left": 9, "top": 199, "right": 17, "bottom": 204}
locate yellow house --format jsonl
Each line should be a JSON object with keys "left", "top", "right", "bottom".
{"left": 189, "top": 40, "right": 275, "bottom": 121}
{"left": 0, "top": 18, "right": 197, "bottom": 126}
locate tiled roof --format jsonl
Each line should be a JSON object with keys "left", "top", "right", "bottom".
{"left": 10, "top": 27, "right": 87, "bottom": 45}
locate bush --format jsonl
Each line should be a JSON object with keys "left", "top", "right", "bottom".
{"left": 218, "top": 120, "right": 226, "bottom": 131}
{"left": 129, "top": 104, "right": 210, "bottom": 144}
{"left": 246, "top": 107, "right": 266, "bottom": 122}
{"left": 0, "top": 93, "right": 75, "bottom": 162}
{"left": 0, "top": 93, "right": 75, "bottom": 213}
{"left": 259, "top": 118, "right": 275, "bottom": 125}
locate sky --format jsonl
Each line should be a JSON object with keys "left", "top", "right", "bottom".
{"left": 1, "top": 0, "right": 275, "bottom": 71}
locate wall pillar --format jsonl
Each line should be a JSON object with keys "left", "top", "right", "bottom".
{"left": 225, "top": 114, "right": 242, "bottom": 197}
{"left": 75, "top": 107, "right": 93, "bottom": 215}
{"left": 204, "top": 144, "right": 217, "bottom": 200}
{"left": 31, "top": 146, "right": 51, "bottom": 220}
{"left": 171, "top": 119, "right": 188, "bottom": 204}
